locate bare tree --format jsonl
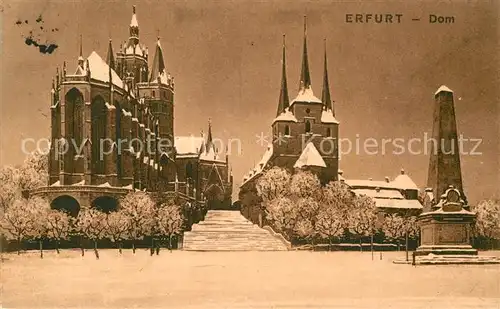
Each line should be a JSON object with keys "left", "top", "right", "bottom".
{"left": 348, "top": 195, "right": 377, "bottom": 253}
{"left": 315, "top": 205, "right": 344, "bottom": 250}
{"left": 473, "top": 199, "right": 500, "bottom": 248}
{"left": 265, "top": 197, "right": 298, "bottom": 239}
{"left": 0, "top": 166, "right": 21, "bottom": 213}
{"left": 382, "top": 213, "right": 404, "bottom": 250}
{"left": 401, "top": 215, "right": 418, "bottom": 261}
{"left": 156, "top": 202, "right": 184, "bottom": 252}
{"left": 290, "top": 171, "right": 321, "bottom": 199}
{"left": 76, "top": 208, "right": 107, "bottom": 259}
{"left": 105, "top": 211, "right": 129, "bottom": 254}
{"left": 28, "top": 197, "right": 51, "bottom": 258}
{"left": 256, "top": 167, "right": 291, "bottom": 203}
{"left": 17, "top": 151, "right": 49, "bottom": 194}
{"left": 0, "top": 198, "right": 37, "bottom": 254}
{"left": 120, "top": 192, "right": 156, "bottom": 254}
{"left": 46, "top": 209, "right": 72, "bottom": 254}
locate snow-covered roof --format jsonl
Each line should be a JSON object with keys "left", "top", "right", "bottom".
{"left": 175, "top": 136, "right": 205, "bottom": 155}
{"left": 374, "top": 198, "right": 423, "bottom": 210}
{"left": 50, "top": 180, "right": 60, "bottom": 187}
{"left": 200, "top": 146, "right": 218, "bottom": 162}
{"left": 241, "top": 143, "right": 274, "bottom": 185}
{"left": 435, "top": 85, "right": 453, "bottom": 95}
{"left": 352, "top": 188, "right": 404, "bottom": 199}
{"left": 122, "top": 109, "right": 132, "bottom": 117}
{"left": 122, "top": 184, "right": 133, "bottom": 189}
{"left": 294, "top": 142, "right": 326, "bottom": 168}
{"left": 291, "top": 87, "right": 322, "bottom": 104}
{"left": 273, "top": 108, "right": 297, "bottom": 124}
{"left": 345, "top": 179, "right": 393, "bottom": 189}
{"left": 98, "top": 182, "right": 111, "bottom": 187}
{"left": 345, "top": 176, "right": 418, "bottom": 191}
{"left": 125, "top": 44, "right": 145, "bottom": 56}
{"left": 392, "top": 172, "right": 418, "bottom": 190}
{"left": 321, "top": 109, "right": 339, "bottom": 124}
{"left": 150, "top": 72, "right": 171, "bottom": 85}
{"left": 86, "top": 51, "right": 124, "bottom": 89}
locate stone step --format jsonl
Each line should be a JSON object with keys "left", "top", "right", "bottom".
{"left": 182, "top": 210, "right": 288, "bottom": 251}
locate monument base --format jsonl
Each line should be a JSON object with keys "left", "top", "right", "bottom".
{"left": 394, "top": 253, "right": 500, "bottom": 265}
{"left": 416, "top": 245, "right": 477, "bottom": 255}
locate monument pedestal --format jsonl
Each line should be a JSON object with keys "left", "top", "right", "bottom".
{"left": 417, "top": 210, "right": 477, "bottom": 255}
{"left": 417, "top": 187, "right": 477, "bottom": 255}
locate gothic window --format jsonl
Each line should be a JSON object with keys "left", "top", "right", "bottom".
{"left": 305, "top": 120, "right": 311, "bottom": 133}
{"left": 285, "top": 125, "right": 290, "bottom": 136}
{"left": 152, "top": 90, "right": 155, "bottom": 98}
{"left": 91, "top": 96, "right": 107, "bottom": 175}
{"left": 326, "top": 127, "right": 331, "bottom": 137}
{"left": 65, "top": 88, "right": 84, "bottom": 173}
{"left": 186, "top": 162, "right": 193, "bottom": 180}
{"left": 115, "top": 101, "right": 122, "bottom": 178}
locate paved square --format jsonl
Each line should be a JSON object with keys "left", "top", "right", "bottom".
{"left": 2, "top": 250, "right": 500, "bottom": 308}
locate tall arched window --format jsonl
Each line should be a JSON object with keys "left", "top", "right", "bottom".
{"left": 115, "top": 101, "right": 122, "bottom": 178}
{"left": 91, "top": 96, "right": 107, "bottom": 175}
{"left": 186, "top": 162, "right": 193, "bottom": 179}
{"left": 285, "top": 125, "right": 290, "bottom": 136}
{"left": 305, "top": 120, "right": 311, "bottom": 133}
{"left": 326, "top": 127, "right": 331, "bottom": 137}
{"left": 65, "top": 88, "right": 84, "bottom": 173}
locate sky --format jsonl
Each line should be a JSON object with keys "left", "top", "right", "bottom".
{"left": 1, "top": 0, "right": 498, "bottom": 204}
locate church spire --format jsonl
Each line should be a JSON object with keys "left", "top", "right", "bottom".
{"left": 149, "top": 36, "right": 166, "bottom": 83}
{"left": 129, "top": 5, "right": 139, "bottom": 45}
{"left": 299, "top": 16, "right": 311, "bottom": 92}
{"left": 106, "top": 39, "right": 115, "bottom": 69}
{"left": 207, "top": 118, "right": 213, "bottom": 146}
{"left": 276, "top": 34, "right": 290, "bottom": 116}
{"left": 78, "top": 34, "right": 84, "bottom": 67}
{"left": 322, "top": 39, "right": 333, "bottom": 114}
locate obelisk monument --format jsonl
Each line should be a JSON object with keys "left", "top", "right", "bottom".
{"left": 426, "top": 85, "right": 467, "bottom": 207}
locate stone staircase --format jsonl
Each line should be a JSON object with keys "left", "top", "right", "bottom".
{"left": 182, "top": 210, "right": 289, "bottom": 251}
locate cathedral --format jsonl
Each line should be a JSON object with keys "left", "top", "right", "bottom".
{"left": 239, "top": 18, "right": 422, "bottom": 224}
{"left": 31, "top": 6, "right": 233, "bottom": 217}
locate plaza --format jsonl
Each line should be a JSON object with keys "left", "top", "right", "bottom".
{"left": 2, "top": 250, "right": 499, "bottom": 308}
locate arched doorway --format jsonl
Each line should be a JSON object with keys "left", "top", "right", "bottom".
{"left": 205, "top": 185, "right": 225, "bottom": 210}
{"left": 51, "top": 195, "right": 81, "bottom": 217}
{"left": 91, "top": 196, "right": 119, "bottom": 213}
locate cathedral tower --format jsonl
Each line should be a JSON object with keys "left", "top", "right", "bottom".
{"left": 116, "top": 5, "right": 148, "bottom": 90}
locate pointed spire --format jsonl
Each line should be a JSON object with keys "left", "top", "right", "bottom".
{"left": 299, "top": 16, "right": 311, "bottom": 92}
{"left": 276, "top": 34, "right": 290, "bottom": 116}
{"left": 207, "top": 118, "right": 213, "bottom": 146}
{"left": 129, "top": 5, "right": 139, "bottom": 46}
{"left": 106, "top": 39, "right": 115, "bottom": 69}
{"left": 149, "top": 36, "right": 166, "bottom": 83}
{"left": 78, "top": 34, "right": 84, "bottom": 67}
{"left": 321, "top": 39, "right": 333, "bottom": 113}
{"left": 130, "top": 5, "right": 138, "bottom": 27}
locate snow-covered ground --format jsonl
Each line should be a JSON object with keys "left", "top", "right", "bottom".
{"left": 2, "top": 250, "right": 499, "bottom": 308}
